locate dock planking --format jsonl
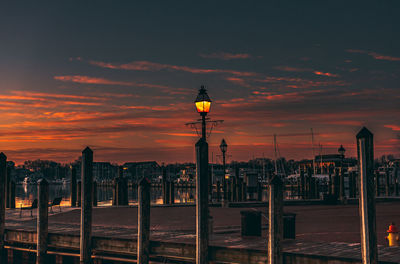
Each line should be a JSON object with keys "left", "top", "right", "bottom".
{"left": 3, "top": 204, "right": 400, "bottom": 263}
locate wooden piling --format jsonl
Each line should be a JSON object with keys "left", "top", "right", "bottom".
{"left": 70, "top": 167, "right": 77, "bottom": 207}
{"left": 216, "top": 181, "right": 221, "bottom": 202}
{"left": 300, "top": 170, "right": 305, "bottom": 199}
{"left": 93, "top": 181, "right": 97, "bottom": 207}
{"left": 375, "top": 171, "right": 380, "bottom": 197}
{"left": 195, "top": 138, "right": 209, "bottom": 264}
{"left": 10, "top": 180, "right": 15, "bottom": 209}
{"left": 169, "top": 181, "right": 175, "bottom": 204}
{"left": 5, "top": 166, "right": 10, "bottom": 209}
{"left": 137, "top": 177, "right": 151, "bottom": 264}
{"left": 339, "top": 168, "right": 345, "bottom": 201}
{"left": 0, "top": 153, "right": 6, "bottom": 262}
{"left": 385, "top": 169, "right": 390, "bottom": 197}
{"left": 357, "top": 127, "right": 377, "bottom": 264}
{"left": 37, "top": 178, "right": 49, "bottom": 264}
{"left": 268, "top": 176, "right": 283, "bottom": 264}
{"left": 77, "top": 181, "right": 81, "bottom": 207}
{"left": 80, "top": 147, "right": 93, "bottom": 264}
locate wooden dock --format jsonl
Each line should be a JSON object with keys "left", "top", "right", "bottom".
{"left": 3, "top": 203, "right": 400, "bottom": 263}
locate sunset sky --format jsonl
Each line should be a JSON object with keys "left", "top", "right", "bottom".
{"left": 0, "top": 2, "right": 399, "bottom": 164}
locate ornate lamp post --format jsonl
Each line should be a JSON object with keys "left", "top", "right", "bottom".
{"left": 338, "top": 145, "right": 346, "bottom": 201}
{"left": 193, "top": 85, "right": 211, "bottom": 264}
{"left": 338, "top": 144, "right": 346, "bottom": 167}
{"left": 220, "top": 139, "right": 227, "bottom": 177}
{"left": 195, "top": 85, "right": 212, "bottom": 140}
{"left": 220, "top": 139, "right": 228, "bottom": 203}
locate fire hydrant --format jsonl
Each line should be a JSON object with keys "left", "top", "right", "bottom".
{"left": 385, "top": 223, "right": 399, "bottom": 247}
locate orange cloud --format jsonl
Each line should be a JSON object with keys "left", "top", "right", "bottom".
{"left": 88, "top": 60, "right": 257, "bottom": 77}
{"left": 313, "top": 71, "right": 339, "bottom": 77}
{"left": 346, "top": 49, "right": 400, "bottom": 62}
{"left": 384, "top": 125, "right": 400, "bottom": 131}
{"left": 199, "top": 52, "right": 252, "bottom": 60}
{"left": 54, "top": 75, "right": 133, "bottom": 86}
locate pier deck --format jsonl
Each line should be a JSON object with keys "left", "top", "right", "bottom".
{"left": 4, "top": 202, "right": 400, "bottom": 263}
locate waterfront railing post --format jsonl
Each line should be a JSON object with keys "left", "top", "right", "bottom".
{"left": 195, "top": 138, "right": 209, "bottom": 264}
{"left": 5, "top": 166, "right": 10, "bottom": 209}
{"left": 357, "top": 127, "right": 377, "bottom": 264}
{"left": 375, "top": 171, "right": 380, "bottom": 197}
{"left": 339, "top": 168, "right": 345, "bottom": 201}
{"left": 137, "top": 177, "right": 151, "bottom": 264}
{"left": 71, "top": 167, "right": 77, "bottom": 207}
{"left": 10, "top": 180, "right": 15, "bottom": 209}
{"left": 37, "top": 178, "right": 49, "bottom": 264}
{"left": 93, "top": 181, "right": 97, "bottom": 207}
{"left": 170, "top": 181, "right": 175, "bottom": 204}
{"left": 77, "top": 181, "right": 82, "bottom": 207}
{"left": 268, "top": 175, "right": 283, "bottom": 264}
{"left": 0, "top": 153, "right": 6, "bottom": 262}
{"left": 385, "top": 169, "right": 390, "bottom": 197}
{"left": 80, "top": 147, "right": 93, "bottom": 264}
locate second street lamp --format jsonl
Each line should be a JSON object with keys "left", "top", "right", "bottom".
{"left": 195, "top": 85, "right": 212, "bottom": 140}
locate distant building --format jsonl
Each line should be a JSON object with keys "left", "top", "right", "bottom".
{"left": 298, "top": 154, "right": 357, "bottom": 173}
{"left": 123, "top": 161, "right": 160, "bottom": 181}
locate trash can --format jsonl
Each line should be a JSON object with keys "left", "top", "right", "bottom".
{"left": 240, "top": 210, "right": 261, "bottom": 236}
{"left": 283, "top": 213, "right": 296, "bottom": 239}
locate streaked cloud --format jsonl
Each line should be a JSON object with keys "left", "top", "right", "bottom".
{"left": 346, "top": 49, "right": 400, "bottom": 62}
{"left": 384, "top": 125, "right": 400, "bottom": 131}
{"left": 88, "top": 60, "right": 257, "bottom": 77}
{"left": 54, "top": 75, "right": 134, "bottom": 86}
{"left": 199, "top": 52, "right": 252, "bottom": 60}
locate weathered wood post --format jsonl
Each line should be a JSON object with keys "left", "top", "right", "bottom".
{"left": 170, "top": 181, "right": 175, "bottom": 204}
{"left": 328, "top": 173, "right": 332, "bottom": 195}
{"left": 357, "top": 127, "right": 377, "bottom": 264}
{"left": 339, "top": 168, "right": 345, "bottom": 201}
{"left": 300, "top": 170, "right": 305, "bottom": 199}
{"left": 196, "top": 138, "right": 209, "bottom": 264}
{"left": 216, "top": 181, "right": 221, "bottom": 202}
{"left": 10, "top": 180, "right": 15, "bottom": 209}
{"left": 80, "top": 147, "right": 93, "bottom": 264}
{"left": 92, "top": 181, "right": 97, "bottom": 207}
{"left": 395, "top": 168, "right": 399, "bottom": 196}
{"left": 385, "top": 169, "right": 390, "bottom": 197}
{"left": 137, "top": 177, "right": 150, "bottom": 264}
{"left": 77, "top": 181, "right": 82, "bottom": 207}
{"left": 268, "top": 175, "right": 283, "bottom": 264}
{"left": 71, "top": 167, "right": 77, "bottom": 207}
{"left": 37, "top": 178, "right": 49, "bottom": 264}
{"left": 0, "top": 153, "right": 6, "bottom": 262}
{"left": 5, "top": 166, "right": 10, "bottom": 209}
{"left": 375, "top": 171, "right": 380, "bottom": 197}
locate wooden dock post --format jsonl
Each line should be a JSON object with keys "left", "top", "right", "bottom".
{"left": 268, "top": 175, "right": 283, "bottom": 264}
{"left": 339, "top": 168, "right": 345, "bottom": 201}
{"left": 385, "top": 169, "right": 390, "bottom": 197}
{"left": 5, "top": 166, "right": 10, "bottom": 209}
{"left": 80, "top": 147, "right": 93, "bottom": 264}
{"left": 10, "top": 180, "right": 15, "bottom": 209}
{"left": 357, "top": 127, "right": 377, "bottom": 264}
{"left": 195, "top": 138, "right": 209, "bottom": 264}
{"left": 0, "top": 153, "right": 6, "bottom": 262}
{"left": 93, "top": 181, "right": 97, "bottom": 207}
{"left": 137, "top": 177, "right": 151, "bottom": 264}
{"left": 300, "top": 170, "right": 305, "bottom": 199}
{"left": 375, "top": 171, "right": 380, "bottom": 197}
{"left": 37, "top": 178, "right": 49, "bottom": 264}
{"left": 71, "top": 167, "right": 77, "bottom": 207}
{"left": 170, "top": 181, "right": 175, "bottom": 204}
{"left": 77, "top": 181, "right": 81, "bottom": 207}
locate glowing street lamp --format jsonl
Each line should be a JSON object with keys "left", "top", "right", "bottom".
{"left": 194, "top": 85, "right": 212, "bottom": 140}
